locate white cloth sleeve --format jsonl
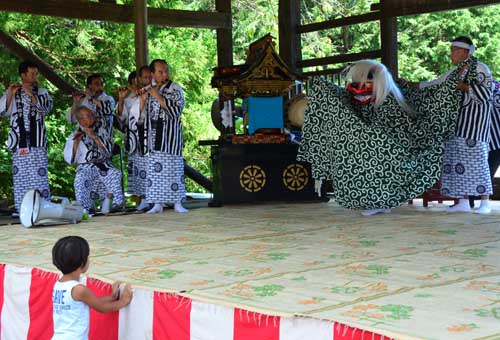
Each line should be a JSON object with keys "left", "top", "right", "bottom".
{"left": 0, "top": 92, "right": 16, "bottom": 117}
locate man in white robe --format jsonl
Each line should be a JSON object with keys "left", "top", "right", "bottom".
{"left": 418, "top": 37, "right": 494, "bottom": 214}
{"left": 64, "top": 106, "right": 123, "bottom": 214}
{"left": 140, "top": 59, "right": 187, "bottom": 214}
{"left": 68, "top": 74, "right": 116, "bottom": 146}
{"left": 117, "top": 66, "right": 152, "bottom": 211}
{"left": 0, "top": 60, "right": 53, "bottom": 215}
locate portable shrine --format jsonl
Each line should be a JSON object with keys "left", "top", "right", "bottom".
{"left": 204, "top": 34, "right": 326, "bottom": 204}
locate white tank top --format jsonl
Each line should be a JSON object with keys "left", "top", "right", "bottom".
{"left": 52, "top": 280, "right": 89, "bottom": 340}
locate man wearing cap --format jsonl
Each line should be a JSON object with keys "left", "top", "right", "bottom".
{"left": 419, "top": 36, "right": 494, "bottom": 214}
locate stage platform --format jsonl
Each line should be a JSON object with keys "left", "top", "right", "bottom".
{"left": 1, "top": 200, "right": 500, "bottom": 340}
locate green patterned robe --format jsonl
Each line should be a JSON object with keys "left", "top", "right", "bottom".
{"left": 297, "top": 64, "right": 466, "bottom": 209}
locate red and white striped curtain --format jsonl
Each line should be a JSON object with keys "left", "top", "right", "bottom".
{"left": 0, "top": 264, "right": 389, "bottom": 340}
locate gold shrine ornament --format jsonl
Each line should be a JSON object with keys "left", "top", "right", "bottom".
{"left": 282, "top": 164, "right": 309, "bottom": 191}
{"left": 239, "top": 165, "right": 266, "bottom": 192}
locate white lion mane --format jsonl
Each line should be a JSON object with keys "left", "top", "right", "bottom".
{"left": 344, "top": 59, "right": 413, "bottom": 113}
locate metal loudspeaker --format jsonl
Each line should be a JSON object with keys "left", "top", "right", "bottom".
{"left": 20, "top": 190, "right": 84, "bottom": 228}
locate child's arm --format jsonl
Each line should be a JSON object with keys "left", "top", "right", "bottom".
{"left": 72, "top": 283, "right": 133, "bottom": 313}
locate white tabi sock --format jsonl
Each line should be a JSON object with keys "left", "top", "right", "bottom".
{"left": 136, "top": 198, "right": 149, "bottom": 211}
{"left": 474, "top": 200, "right": 491, "bottom": 214}
{"left": 447, "top": 198, "right": 471, "bottom": 213}
{"left": 361, "top": 208, "right": 391, "bottom": 216}
{"left": 174, "top": 202, "right": 188, "bottom": 213}
{"left": 146, "top": 203, "right": 163, "bottom": 214}
{"left": 101, "top": 197, "right": 111, "bottom": 214}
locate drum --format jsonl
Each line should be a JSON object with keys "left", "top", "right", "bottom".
{"left": 286, "top": 94, "right": 307, "bottom": 128}
{"left": 211, "top": 98, "right": 242, "bottom": 132}
{"left": 211, "top": 98, "right": 223, "bottom": 132}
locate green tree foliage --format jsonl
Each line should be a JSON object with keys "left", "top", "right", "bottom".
{"left": 398, "top": 7, "right": 500, "bottom": 80}
{"left": 300, "top": 0, "right": 379, "bottom": 68}
{"left": 1, "top": 1, "right": 500, "bottom": 207}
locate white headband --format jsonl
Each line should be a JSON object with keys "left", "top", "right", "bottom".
{"left": 451, "top": 41, "right": 475, "bottom": 56}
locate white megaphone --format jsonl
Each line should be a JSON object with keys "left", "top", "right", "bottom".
{"left": 20, "top": 190, "right": 84, "bottom": 228}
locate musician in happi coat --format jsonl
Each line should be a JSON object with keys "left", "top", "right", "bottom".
{"left": 0, "top": 60, "right": 53, "bottom": 214}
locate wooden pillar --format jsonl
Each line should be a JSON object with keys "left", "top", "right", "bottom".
{"left": 134, "top": 0, "right": 148, "bottom": 70}
{"left": 216, "top": 0, "right": 232, "bottom": 67}
{"left": 215, "top": 0, "right": 233, "bottom": 135}
{"left": 279, "top": 0, "right": 301, "bottom": 73}
{"left": 380, "top": 0, "right": 398, "bottom": 77}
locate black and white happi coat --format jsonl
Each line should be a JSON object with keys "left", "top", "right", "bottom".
{"left": 487, "top": 80, "right": 500, "bottom": 182}
{"left": 421, "top": 57, "right": 494, "bottom": 197}
{"left": 119, "top": 94, "right": 148, "bottom": 196}
{"left": 68, "top": 93, "right": 116, "bottom": 145}
{"left": 144, "top": 81, "right": 185, "bottom": 204}
{"left": 64, "top": 129, "right": 123, "bottom": 210}
{"left": 0, "top": 86, "right": 53, "bottom": 211}
{"left": 490, "top": 81, "right": 500, "bottom": 151}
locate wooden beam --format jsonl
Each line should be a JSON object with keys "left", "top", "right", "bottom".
{"left": 0, "top": 30, "right": 78, "bottom": 94}
{"left": 279, "top": 0, "right": 302, "bottom": 73}
{"left": 302, "top": 68, "right": 344, "bottom": 77}
{"left": 300, "top": 12, "right": 381, "bottom": 34}
{"left": 297, "top": 50, "right": 381, "bottom": 68}
{"left": 134, "top": 0, "right": 148, "bottom": 71}
{"left": 184, "top": 162, "right": 213, "bottom": 192}
{"left": 0, "top": 0, "right": 231, "bottom": 29}
{"left": 372, "top": 0, "right": 500, "bottom": 17}
{"left": 216, "top": 0, "right": 233, "bottom": 68}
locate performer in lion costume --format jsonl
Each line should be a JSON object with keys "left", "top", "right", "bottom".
{"left": 298, "top": 59, "right": 467, "bottom": 215}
